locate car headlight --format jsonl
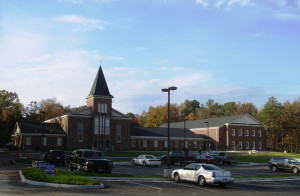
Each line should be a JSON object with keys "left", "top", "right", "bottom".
{"left": 86, "top": 161, "right": 93, "bottom": 165}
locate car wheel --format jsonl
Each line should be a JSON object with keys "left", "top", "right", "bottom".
{"left": 174, "top": 173, "right": 181, "bottom": 183}
{"left": 292, "top": 167, "right": 298, "bottom": 174}
{"left": 198, "top": 176, "right": 206, "bottom": 186}
{"left": 143, "top": 162, "right": 146, "bottom": 167}
{"left": 271, "top": 165, "right": 278, "bottom": 172}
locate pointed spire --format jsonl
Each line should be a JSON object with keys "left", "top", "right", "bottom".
{"left": 88, "top": 66, "right": 113, "bottom": 98}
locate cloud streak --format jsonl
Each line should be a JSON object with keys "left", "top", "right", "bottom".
{"left": 53, "top": 15, "right": 107, "bottom": 30}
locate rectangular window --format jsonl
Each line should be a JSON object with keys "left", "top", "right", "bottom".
{"left": 43, "top": 137, "right": 47, "bottom": 146}
{"left": 185, "top": 141, "right": 188, "bottom": 148}
{"left": 232, "top": 141, "right": 236, "bottom": 150}
{"left": 100, "top": 116, "right": 104, "bottom": 134}
{"left": 164, "top": 141, "right": 168, "bottom": 148}
{"left": 252, "top": 142, "right": 255, "bottom": 149}
{"left": 194, "top": 141, "right": 197, "bottom": 148}
{"left": 245, "top": 130, "right": 249, "bottom": 136}
{"left": 245, "top": 142, "right": 249, "bottom": 149}
{"left": 239, "top": 141, "right": 242, "bottom": 149}
{"left": 239, "top": 129, "right": 242, "bottom": 136}
{"left": 98, "top": 103, "right": 107, "bottom": 113}
{"left": 143, "top": 140, "right": 147, "bottom": 147}
{"left": 105, "top": 118, "right": 110, "bottom": 135}
{"left": 258, "top": 130, "right": 262, "bottom": 137}
{"left": 252, "top": 130, "right": 255, "bottom": 137}
{"left": 174, "top": 140, "right": 178, "bottom": 148}
{"left": 26, "top": 136, "right": 31, "bottom": 145}
{"left": 232, "top": 129, "right": 235, "bottom": 136}
{"left": 57, "top": 137, "right": 62, "bottom": 146}
{"left": 78, "top": 123, "right": 83, "bottom": 142}
{"left": 131, "top": 140, "right": 136, "bottom": 147}
{"left": 116, "top": 125, "right": 121, "bottom": 142}
{"left": 258, "top": 142, "right": 262, "bottom": 149}
{"left": 94, "top": 117, "right": 99, "bottom": 134}
{"left": 154, "top": 140, "right": 158, "bottom": 148}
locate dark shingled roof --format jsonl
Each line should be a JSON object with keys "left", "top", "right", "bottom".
{"left": 131, "top": 126, "right": 211, "bottom": 140}
{"left": 88, "top": 66, "right": 113, "bottom": 97}
{"left": 17, "top": 121, "right": 65, "bottom": 135}
{"left": 160, "top": 114, "right": 263, "bottom": 129}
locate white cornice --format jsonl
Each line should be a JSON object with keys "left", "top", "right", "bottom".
{"left": 86, "top": 95, "right": 113, "bottom": 100}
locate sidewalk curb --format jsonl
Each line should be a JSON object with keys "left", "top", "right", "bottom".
{"left": 19, "top": 170, "right": 105, "bottom": 189}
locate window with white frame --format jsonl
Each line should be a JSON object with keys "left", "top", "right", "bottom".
{"left": 94, "top": 117, "right": 99, "bottom": 134}
{"left": 57, "top": 137, "right": 62, "bottom": 146}
{"left": 232, "top": 129, "right": 235, "bottom": 136}
{"left": 143, "top": 140, "right": 147, "bottom": 147}
{"left": 252, "top": 142, "right": 255, "bottom": 149}
{"left": 232, "top": 141, "right": 236, "bottom": 150}
{"left": 131, "top": 140, "right": 136, "bottom": 147}
{"left": 252, "top": 130, "right": 255, "bottom": 136}
{"left": 98, "top": 103, "right": 107, "bottom": 113}
{"left": 174, "top": 140, "right": 178, "bottom": 148}
{"left": 164, "top": 141, "right": 168, "bottom": 148}
{"left": 258, "top": 142, "right": 262, "bottom": 149}
{"left": 78, "top": 123, "right": 83, "bottom": 142}
{"left": 43, "top": 137, "right": 47, "bottom": 146}
{"left": 245, "top": 130, "right": 249, "bottom": 136}
{"left": 154, "top": 140, "right": 158, "bottom": 148}
{"left": 194, "top": 141, "right": 197, "bottom": 148}
{"left": 116, "top": 125, "right": 121, "bottom": 142}
{"left": 245, "top": 141, "right": 249, "bottom": 149}
{"left": 105, "top": 118, "right": 110, "bottom": 135}
{"left": 185, "top": 141, "right": 188, "bottom": 148}
{"left": 258, "top": 130, "right": 262, "bottom": 137}
{"left": 26, "top": 136, "right": 31, "bottom": 145}
{"left": 239, "top": 141, "right": 242, "bottom": 149}
{"left": 239, "top": 129, "right": 242, "bottom": 136}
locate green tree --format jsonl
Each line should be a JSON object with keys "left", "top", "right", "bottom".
{"left": 181, "top": 99, "right": 200, "bottom": 117}
{"left": 0, "top": 90, "right": 24, "bottom": 147}
{"left": 223, "top": 102, "right": 237, "bottom": 116}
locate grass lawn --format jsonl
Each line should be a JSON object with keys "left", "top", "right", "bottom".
{"left": 233, "top": 151, "right": 300, "bottom": 163}
{"left": 22, "top": 167, "right": 99, "bottom": 185}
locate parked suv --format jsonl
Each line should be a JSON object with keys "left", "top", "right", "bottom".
{"left": 268, "top": 157, "right": 300, "bottom": 174}
{"left": 44, "top": 150, "right": 65, "bottom": 166}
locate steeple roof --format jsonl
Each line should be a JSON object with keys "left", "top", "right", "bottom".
{"left": 88, "top": 66, "right": 113, "bottom": 98}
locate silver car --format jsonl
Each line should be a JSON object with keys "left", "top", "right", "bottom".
{"left": 132, "top": 155, "right": 161, "bottom": 167}
{"left": 171, "top": 163, "right": 234, "bottom": 187}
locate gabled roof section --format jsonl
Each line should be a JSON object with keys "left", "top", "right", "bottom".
{"left": 112, "top": 108, "right": 131, "bottom": 120}
{"left": 12, "top": 122, "right": 65, "bottom": 136}
{"left": 88, "top": 66, "right": 113, "bottom": 98}
{"left": 130, "top": 126, "right": 211, "bottom": 140}
{"left": 160, "top": 114, "right": 265, "bottom": 129}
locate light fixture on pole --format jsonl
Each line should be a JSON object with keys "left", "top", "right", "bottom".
{"left": 161, "top": 86, "right": 177, "bottom": 169}
{"left": 41, "top": 111, "right": 45, "bottom": 154}
{"left": 204, "top": 121, "right": 209, "bottom": 150}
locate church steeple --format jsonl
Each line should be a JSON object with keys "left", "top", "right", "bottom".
{"left": 88, "top": 66, "right": 113, "bottom": 98}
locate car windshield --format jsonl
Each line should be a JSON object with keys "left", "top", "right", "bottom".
{"left": 202, "top": 165, "right": 221, "bottom": 170}
{"left": 83, "top": 151, "right": 105, "bottom": 159}
{"left": 145, "top": 155, "right": 156, "bottom": 159}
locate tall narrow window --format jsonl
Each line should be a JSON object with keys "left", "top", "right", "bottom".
{"left": 100, "top": 116, "right": 104, "bottom": 134}
{"left": 252, "top": 142, "right": 255, "bottom": 149}
{"left": 245, "top": 130, "right": 249, "bottom": 136}
{"left": 232, "top": 141, "right": 236, "bottom": 150}
{"left": 78, "top": 123, "right": 83, "bottom": 142}
{"left": 105, "top": 118, "right": 110, "bottom": 135}
{"left": 258, "top": 142, "right": 262, "bottom": 149}
{"left": 239, "top": 129, "right": 242, "bottom": 136}
{"left": 98, "top": 103, "right": 108, "bottom": 113}
{"left": 94, "top": 117, "right": 99, "bottom": 134}
{"left": 57, "top": 137, "right": 62, "bottom": 146}
{"left": 246, "top": 142, "right": 249, "bottom": 149}
{"left": 252, "top": 130, "right": 255, "bottom": 136}
{"left": 116, "top": 125, "right": 121, "bottom": 142}
{"left": 143, "top": 140, "right": 147, "bottom": 147}
{"left": 239, "top": 141, "right": 242, "bottom": 149}
{"left": 131, "top": 140, "right": 136, "bottom": 147}
{"left": 43, "top": 137, "right": 47, "bottom": 146}
{"left": 154, "top": 140, "right": 158, "bottom": 148}
{"left": 26, "top": 136, "right": 31, "bottom": 145}
{"left": 164, "top": 141, "right": 168, "bottom": 148}
{"left": 194, "top": 141, "right": 197, "bottom": 148}
{"left": 258, "top": 130, "right": 262, "bottom": 137}
{"left": 232, "top": 129, "right": 235, "bottom": 136}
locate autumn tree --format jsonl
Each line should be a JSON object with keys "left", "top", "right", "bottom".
{"left": 39, "top": 97, "right": 72, "bottom": 120}
{"left": 0, "top": 90, "right": 24, "bottom": 146}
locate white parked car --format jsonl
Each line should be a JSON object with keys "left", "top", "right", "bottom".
{"left": 132, "top": 155, "right": 161, "bottom": 167}
{"left": 171, "top": 163, "right": 234, "bottom": 187}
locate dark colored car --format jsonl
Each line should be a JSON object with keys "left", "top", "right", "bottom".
{"left": 268, "top": 157, "right": 300, "bottom": 174}
{"left": 195, "top": 155, "right": 218, "bottom": 164}
{"left": 66, "top": 149, "right": 113, "bottom": 173}
{"left": 44, "top": 150, "right": 65, "bottom": 166}
{"left": 160, "top": 151, "right": 195, "bottom": 166}
{"left": 209, "top": 152, "right": 236, "bottom": 165}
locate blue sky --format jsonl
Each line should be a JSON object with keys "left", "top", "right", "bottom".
{"left": 0, "top": 0, "right": 299, "bottom": 114}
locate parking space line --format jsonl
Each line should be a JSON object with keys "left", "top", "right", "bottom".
{"left": 126, "top": 181, "right": 161, "bottom": 190}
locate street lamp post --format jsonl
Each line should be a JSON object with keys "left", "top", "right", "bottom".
{"left": 204, "top": 121, "right": 209, "bottom": 150}
{"left": 161, "top": 86, "right": 177, "bottom": 169}
{"left": 41, "top": 111, "right": 45, "bottom": 154}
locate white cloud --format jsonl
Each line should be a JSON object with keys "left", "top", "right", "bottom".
{"left": 195, "top": 58, "right": 208, "bottom": 63}
{"left": 195, "top": 0, "right": 209, "bottom": 7}
{"left": 53, "top": 15, "right": 107, "bottom": 30}
{"left": 215, "top": 0, "right": 225, "bottom": 7}
{"left": 228, "top": 0, "right": 250, "bottom": 6}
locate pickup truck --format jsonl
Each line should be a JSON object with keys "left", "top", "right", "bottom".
{"left": 160, "top": 150, "right": 195, "bottom": 166}
{"left": 209, "top": 152, "right": 236, "bottom": 165}
{"left": 65, "top": 149, "right": 113, "bottom": 173}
